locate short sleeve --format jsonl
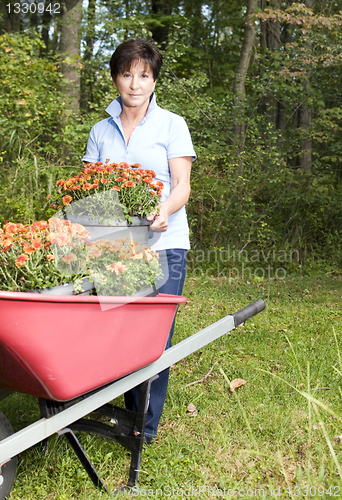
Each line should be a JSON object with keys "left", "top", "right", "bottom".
{"left": 167, "top": 115, "right": 196, "bottom": 161}
{"left": 82, "top": 126, "right": 100, "bottom": 163}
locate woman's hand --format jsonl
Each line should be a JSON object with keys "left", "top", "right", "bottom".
{"left": 147, "top": 205, "right": 169, "bottom": 232}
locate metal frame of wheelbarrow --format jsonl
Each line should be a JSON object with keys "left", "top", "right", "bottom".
{"left": 0, "top": 298, "right": 265, "bottom": 496}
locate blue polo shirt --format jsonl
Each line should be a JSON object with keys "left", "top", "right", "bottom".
{"left": 82, "top": 93, "right": 196, "bottom": 250}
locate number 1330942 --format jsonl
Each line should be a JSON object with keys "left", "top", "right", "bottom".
{"left": 287, "top": 485, "right": 340, "bottom": 497}
{"left": 6, "top": 3, "right": 60, "bottom": 14}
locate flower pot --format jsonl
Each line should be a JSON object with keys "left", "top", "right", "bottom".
{"left": 65, "top": 214, "right": 152, "bottom": 246}
{"left": 133, "top": 285, "right": 158, "bottom": 297}
{"left": 32, "top": 278, "right": 94, "bottom": 296}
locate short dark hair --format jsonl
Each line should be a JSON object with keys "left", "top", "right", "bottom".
{"left": 110, "top": 39, "right": 163, "bottom": 82}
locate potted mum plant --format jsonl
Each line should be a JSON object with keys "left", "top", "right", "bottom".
{"left": 87, "top": 237, "right": 162, "bottom": 297}
{"left": 51, "top": 161, "right": 164, "bottom": 244}
{"left": 0, "top": 219, "right": 162, "bottom": 296}
{"left": 0, "top": 219, "right": 91, "bottom": 294}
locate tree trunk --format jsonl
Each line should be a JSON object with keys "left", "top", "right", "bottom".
{"left": 259, "top": 0, "right": 281, "bottom": 128}
{"left": 0, "top": 1, "right": 20, "bottom": 33}
{"left": 233, "top": 0, "right": 258, "bottom": 140}
{"left": 298, "top": 0, "right": 314, "bottom": 171}
{"left": 151, "top": 0, "right": 174, "bottom": 49}
{"left": 80, "top": 0, "right": 96, "bottom": 112}
{"left": 298, "top": 83, "right": 312, "bottom": 172}
{"left": 59, "top": 0, "right": 82, "bottom": 115}
{"left": 40, "top": 2, "right": 54, "bottom": 57}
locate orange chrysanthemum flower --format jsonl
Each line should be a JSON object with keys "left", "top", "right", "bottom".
{"left": 15, "top": 254, "right": 29, "bottom": 268}
{"left": 23, "top": 245, "right": 36, "bottom": 254}
{"left": 3, "top": 223, "right": 17, "bottom": 234}
{"left": 61, "top": 253, "right": 78, "bottom": 263}
{"left": 106, "top": 262, "right": 128, "bottom": 275}
{"left": 122, "top": 181, "right": 136, "bottom": 188}
{"left": 89, "top": 247, "right": 103, "bottom": 258}
{"left": 62, "top": 195, "right": 73, "bottom": 206}
{"left": 1, "top": 238, "right": 13, "bottom": 247}
{"left": 31, "top": 221, "right": 49, "bottom": 231}
{"left": 31, "top": 238, "right": 43, "bottom": 250}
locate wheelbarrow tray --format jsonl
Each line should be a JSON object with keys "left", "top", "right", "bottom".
{"left": 0, "top": 291, "right": 186, "bottom": 402}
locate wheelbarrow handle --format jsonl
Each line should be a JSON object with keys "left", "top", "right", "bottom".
{"left": 233, "top": 299, "right": 266, "bottom": 327}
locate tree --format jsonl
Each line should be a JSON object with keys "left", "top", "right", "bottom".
{"left": 150, "top": 0, "right": 175, "bottom": 48}
{"left": 298, "top": 0, "right": 314, "bottom": 171}
{"left": 0, "top": 1, "right": 20, "bottom": 34}
{"left": 59, "top": 0, "right": 83, "bottom": 115}
{"left": 259, "top": 0, "right": 281, "bottom": 129}
{"left": 81, "top": 0, "right": 96, "bottom": 111}
{"left": 233, "top": 0, "right": 258, "bottom": 139}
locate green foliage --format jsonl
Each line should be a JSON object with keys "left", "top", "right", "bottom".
{"left": 0, "top": 31, "right": 62, "bottom": 162}
{"left": 1, "top": 3, "right": 342, "bottom": 262}
{"left": 0, "top": 31, "right": 103, "bottom": 223}
{"left": 311, "top": 107, "right": 342, "bottom": 177}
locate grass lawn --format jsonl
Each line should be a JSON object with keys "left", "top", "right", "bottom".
{"left": 1, "top": 274, "right": 342, "bottom": 499}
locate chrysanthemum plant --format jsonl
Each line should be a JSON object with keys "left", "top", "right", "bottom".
{"left": 52, "top": 161, "right": 164, "bottom": 224}
{"left": 0, "top": 219, "right": 162, "bottom": 296}
{"left": 87, "top": 237, "right": 162, "bottom": 297}
{"left": 0, "top": 219, "right": 90, "bottom": 293}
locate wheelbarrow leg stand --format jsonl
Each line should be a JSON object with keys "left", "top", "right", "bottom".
{"left": 59, "top": 427, "right": 109, "bottom": 493}
{"left": 38, "top": 375, "right": 157, "bottom": 494}
{"left": 113, "top": 374, "right": 157, "bottom": 494}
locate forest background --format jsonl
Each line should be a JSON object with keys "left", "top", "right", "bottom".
{"left": 1, "top": 0, "right": 342, "bottom": 278}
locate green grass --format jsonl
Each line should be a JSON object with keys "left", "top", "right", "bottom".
{"left": 1, "top": 274, "right": 342, "bottom": 499}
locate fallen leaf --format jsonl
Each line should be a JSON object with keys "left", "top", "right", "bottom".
{"left": 229, "top": 378, "right": 247, "bottom": 392}
{"left": 187, "top": 403, "right": 197, "bottom": 413}
{"left": 334, "top": 435, "right": 342, "bottom": 442}
{"left": 187, "top": 403, "right": 198, "bottom": 416}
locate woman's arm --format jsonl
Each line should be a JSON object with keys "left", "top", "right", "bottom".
{"left": 148, "top": 156, "right": 192, "bottom": 233}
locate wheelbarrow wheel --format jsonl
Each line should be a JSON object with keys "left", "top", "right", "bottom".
{"left": 0, "top": 411, "right": 17, "bottom": 500}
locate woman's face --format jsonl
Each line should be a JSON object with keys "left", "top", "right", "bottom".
{"left": 113, "top": 59, "right": 156, "bottom": 110}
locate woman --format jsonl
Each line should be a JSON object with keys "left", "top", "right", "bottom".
{"left": 82, "top": 39, "right": 196, "bottom": 443}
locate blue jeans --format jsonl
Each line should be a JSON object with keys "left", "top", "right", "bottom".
{"left": 124, "top": 248, "right": 187, "bottom": 438}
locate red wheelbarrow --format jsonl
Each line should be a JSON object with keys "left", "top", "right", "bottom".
{"left": 0, "top": 291, "right": 265, "bottom": 498}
